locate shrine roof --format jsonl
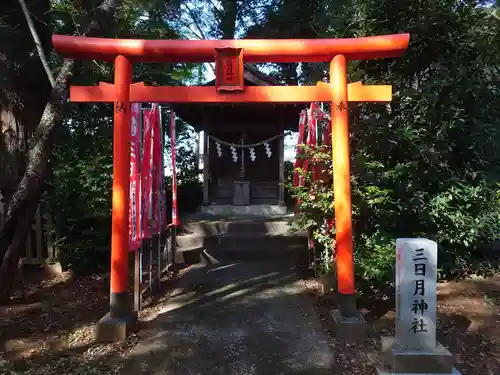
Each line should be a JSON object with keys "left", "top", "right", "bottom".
{"left": 208, "top": 63, "right": 281, "bottom": 86}
{"left": 171, "top": 64, "right": 306, "bottom": 132}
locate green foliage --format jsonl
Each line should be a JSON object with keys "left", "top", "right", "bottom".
{"left": 289, "top": 145, "right": 335, "bottom": 276}
{"left": 35, "top": 0, "right": 202, "bottom": 274}
{"left": 46, "top": 105, "right": 114, "bottom": 274}
{"left": 355, "top": 230, "right": 395, "bottom": 283}
{"left": 281, "top": 1, "right": 500, "bottom": 291}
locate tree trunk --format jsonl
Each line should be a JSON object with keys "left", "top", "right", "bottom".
{"left": 0, "top": 198, "right": 40, "bottom": 299}
{"left": 0, "top": 59, "right": 74, "bottom": 303}
{"left": 0, "top": 0, "right": 120, "bottom": 303}
{"left": 0, "top": 0, "right": 52, "bottom": 218}
{"left": 220, "top": 0, "right": 237, "bottom": 38}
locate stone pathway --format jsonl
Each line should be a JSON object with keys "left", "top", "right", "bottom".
{"left": 123, "top": 261, "right": 333, "bottom": 374}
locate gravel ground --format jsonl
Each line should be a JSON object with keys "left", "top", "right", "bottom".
{"left": 0, "top": 266, "right": 186, "bottom": 375}
{"left": 304, "top": 275, "right": 500, "bottom": 375}
{"left": 1, "top": 267, "right": 499, "bottom": 375}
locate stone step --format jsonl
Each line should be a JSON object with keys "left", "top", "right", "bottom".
{"left": 218, "top": 233, "right": 306, "bottom": 251}
{"left": 199, "top": 204, "right": 287, "bottom": 216}
{"left": 199, "top": 248, "right": 309, "bottom": 264}
{"left": 176, "top": 233, "right": 206, "bottom": 250}
{"left": 177, "top": 232, "right": 306, "bottom": 250}
{"left": 251, "top": 198, "right": 278, "bottom": 205}
{"left": 177, "top": 212, "right": 307, "bottom": 264}
{"left": 176, "top": 230, "right": 308, "bottom": 264}
{"left": 176, "top": 234, "right": 308, "bottom": 264}
{"left": 183, "top": 217, "right": 299, "bottom": 236}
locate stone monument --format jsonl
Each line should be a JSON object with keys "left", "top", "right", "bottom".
{"left": 376, "top": 238, "right": 461, "bottom": 374}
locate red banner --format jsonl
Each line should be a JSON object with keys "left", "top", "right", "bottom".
{"left": 141, "top": 106, "right": 156, "bottom": 239}
{"left": 129, "top": 103, "right": 141, "bottom": 251}
{"left": 322, "top": 110, "right": 331, "bottom": 146}
{"left": 293, "top": 110, "right": 307, "bottom": 214}
{"left": 152, "top": 104, "right": 163, "bottom": 232}
{"left": 158, "top": 123, "right": 166, "bottom": 230}
{"left": 310, "top": 103, "right": 320, "bottom": 181}
{"left": 320, "top": 105, "right": 331, "bottom": 183}
{"left": 293, "top": 110, "right": 307, "bottom": 188}
{"left": 302, "top": 104, "right": 319, "bottom": 180}
{"left": 170, "top": 111, "right": 179, "bottom": 227}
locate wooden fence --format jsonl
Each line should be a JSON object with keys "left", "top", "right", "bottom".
{"left": 22, "top": 205, "right": 58, "bottom": 265}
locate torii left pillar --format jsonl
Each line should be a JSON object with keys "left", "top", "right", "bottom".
{"left": 96, "top": 55, "right": 137, "bottom": 342}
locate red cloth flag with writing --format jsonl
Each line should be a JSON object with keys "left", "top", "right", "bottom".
{"left": 320, "top": 104, "right": 331, "bottom": 183}
{"left": 141, "top": 106, "right": 156, "bottom": 239}
{"left": 151, "top": 104, "right": 164, "bottom": 232}
{"left": 170, "top": 111, "right": 179, "bottom": 227}
{"left": 129, "top": 103, "right": 141, "bottom": 251}
{"left": 293, "top": 110, "right": 307, "bottom": 188}
{"left": 293, "top": 110, "right": 307, "bottom": 214}
{"left": 302, "top": 104, "right": 317, "bottom": 182}
{"left": 310, "top": 103, "right": 320, "bottom": 181}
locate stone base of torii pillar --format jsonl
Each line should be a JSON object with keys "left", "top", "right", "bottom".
{"left": 330, "top": 294, "right": 369, "bottom": 342}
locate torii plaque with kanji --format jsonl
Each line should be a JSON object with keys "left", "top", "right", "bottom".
{"left": 215, "top": 47, "right": 244, "bottom": 92}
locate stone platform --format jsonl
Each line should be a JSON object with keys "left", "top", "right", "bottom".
{"left": 200, "top": 204, "right": 287, "bottom": 217}
{"left": 176, "top": 211, "right": 308, "bottom": 265}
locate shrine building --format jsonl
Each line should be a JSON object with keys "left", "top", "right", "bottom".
{"left": 173, "top": 64, "right": 304, "bottom": 215}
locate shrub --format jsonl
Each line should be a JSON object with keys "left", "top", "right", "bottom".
{"left": 289, "top": 140, "right": 500, "bottom": 291}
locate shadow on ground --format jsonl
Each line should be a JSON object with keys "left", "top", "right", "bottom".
{"left": 122, "top": 261, "right": 336, "bottom": 375}
{"left": 0, "top": 249, "right": 178, "bottom": 367}
{"left": 0, "top": 271, "right": 110, "bottom": 357}
{"left": 5, "top": 257, "right": 500, "bottom": 375}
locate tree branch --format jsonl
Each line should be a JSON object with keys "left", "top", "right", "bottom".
{"left": 177, "top": 18, "right": 205, "bottom": 39}
{"left": 181, "top": 3, "right": 208, "bottom": 40}
{"left": 491, "top": 8, "right": 500, "bottom": 21}
{"left": 208, "top": 0, "right": 224, "bottom": 15}
{"left": 0, "top": 0, "right": 122, "bottom": 301}
{"left": 17, "top": 0, "right": 55, "bottom": 88}
{"left": 180, "top": 3, "right": 216, "bottom": 75}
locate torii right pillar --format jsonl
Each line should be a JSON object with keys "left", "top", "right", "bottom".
{"left": 329, "top": 54, "right": 365, "bottom": 340}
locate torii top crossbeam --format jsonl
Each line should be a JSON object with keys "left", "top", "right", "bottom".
{"left": 53, "top": 34, "right": 410, "bottom": 104}
{"left": 52, "top": 34, "right": 409, "bottom": 62}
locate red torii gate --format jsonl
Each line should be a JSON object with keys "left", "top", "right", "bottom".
{"left": 52, "top": 33, "right": 409, "bottom": 341}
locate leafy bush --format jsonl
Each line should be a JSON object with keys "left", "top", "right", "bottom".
{"left": 45, "top": 106, "right": 114, "bottom": 275}
{"left": 287, "top": 0, "right": 500, "bottom": 291}
{"left": 290, "top": 137, "right": 500, "bottom": 291}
